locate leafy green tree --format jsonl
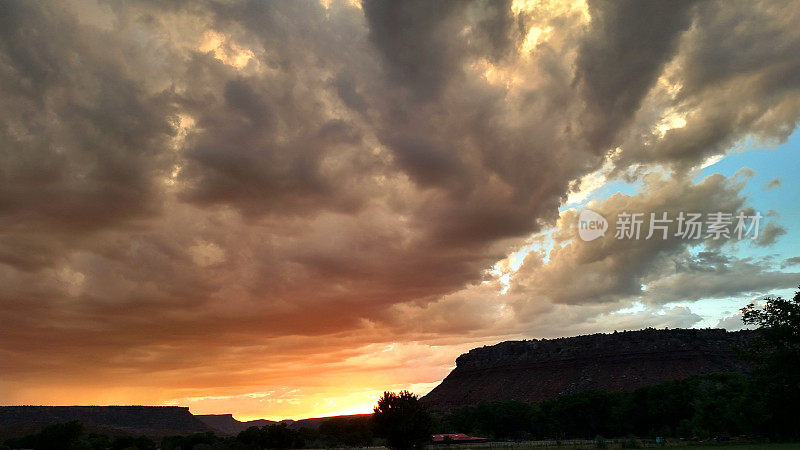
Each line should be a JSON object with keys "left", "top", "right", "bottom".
{"left": 372, "top": 391, "right": 433, "bottom": 450}
{"left": 741, "top": 285, "right": 800, "bottom": 437}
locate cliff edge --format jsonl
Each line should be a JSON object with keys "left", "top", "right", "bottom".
{"left": 422, "top": 328, "right": 754, "bottom": 411}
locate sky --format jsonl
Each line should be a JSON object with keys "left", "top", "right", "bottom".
{"left": 0, "top": 0, "right": 799, "bottom": 421}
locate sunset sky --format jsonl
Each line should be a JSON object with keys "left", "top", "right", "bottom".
{"left": 1, "top": 0, "right": 800, "bottom": 421}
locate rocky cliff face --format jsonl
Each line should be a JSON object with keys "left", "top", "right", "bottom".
{"left": 422, "top": 328, "right": 754, "bottom": 411}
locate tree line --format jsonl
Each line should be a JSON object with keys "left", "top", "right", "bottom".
{"left": 0, "top": 417, "right": 376, "bottom": 450}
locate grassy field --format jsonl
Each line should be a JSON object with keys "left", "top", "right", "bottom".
{"left": 685, "top": 444, "right": 800, "bottom": 450}
{"left": 422, "top": 442, "right": 800, "bottom": 450}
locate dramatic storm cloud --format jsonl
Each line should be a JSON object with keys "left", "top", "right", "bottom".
{"left": 0, "top": 0, "right": 798, "bottom": 418}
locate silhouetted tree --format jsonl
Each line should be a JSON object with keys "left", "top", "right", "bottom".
{"left": 318, "top": 416, "right": 373, "bottom": 447}
{"left": 237, "top": 423, "right": 301, "bottom": 449}
{"left": 741, "top": 285, "right": 800, "bottom": 436}
{"left": 436, "top": 372, "right": 757, "bottom": 440}
{"left": 373, "top": 391, "right": 432, "bottom": 450}
{"left": 110, "top": 435, "right": 155, "bottom": 450}
{"left": 35, "top": 421, "right": 84, "bottom": 450}
{"left": 86, "top": 432, "right": 111, "bottom": 450}
{"left": 161, "top": 431, "right": 220, "bottom": 450}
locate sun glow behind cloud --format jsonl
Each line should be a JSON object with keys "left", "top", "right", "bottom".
{"left": 198, "top": 30, "right": 256, "bottom": 69}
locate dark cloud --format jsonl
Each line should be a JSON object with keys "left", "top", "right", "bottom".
{"left": 384, "top": 136, "right": 465, "bottom": 187}
{"left": 576, "top": 0, "right": 697, "bottom": 149}
{"left": 332, "top": 72, "right": 368, "bottom": 113}
{"left": 765, "top": 178, "right": 782, "bottom": 190}
{"left": 611, "top": 0, "right": 800, "bottom": 172}
{"left": 646, "top": 253, "right": 798, "bottom": 303}
{"left": 363, "top": 0, "right": 526, "bottom": 101}
{"left": 0, "top": 1, "right": 175, "bottom": 235}
{"left": 363, "top": 0, "right": 470, "bottom": 100}
{"left": 755, "top": 223, "right": 787, "bottom": 246}
{"left": 783, "top": 256, "right": 800, "bottom": 268}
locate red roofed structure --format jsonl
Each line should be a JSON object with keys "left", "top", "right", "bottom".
{"left": 431, "top": 433, "right": 488, "bottom": 443}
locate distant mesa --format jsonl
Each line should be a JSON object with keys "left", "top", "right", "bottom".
{"left": 196, "top": 413, "right": 373, "bottom": 436}
{"left": 0, "top": 406, "right": 210, "bottom": 438}
{"left": 421, "top": 328, "right": 754, "bottom": 411}
{"left": 0, "top": 406, "right": 372, "bottom": 439}
{"left": 194, "top": 414, "right": 277, "bottom": 436}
